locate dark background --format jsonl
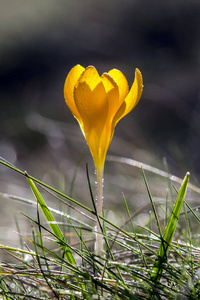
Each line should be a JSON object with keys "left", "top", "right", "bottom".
{"left": 0, "top": 0, "right": 200, "bottom": 246}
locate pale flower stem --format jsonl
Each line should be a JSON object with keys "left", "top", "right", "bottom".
{"left": 95, "top": 166, "right": 104, "bottom": 257}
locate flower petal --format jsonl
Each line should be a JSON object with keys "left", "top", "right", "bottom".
{"left": 74, "top": 79, "right": 109, "bottom": 169}
{"left": 74, "top": 66, "right": 109, "bottom": 133}
{"left": 74, "top": 82, "right": 107, "bottom": 126}
{"left": 112, "top": 68, "right": 143, "bottom": 126}
{"left": 101, "top": 73, "right": 120, "bottom": 119}
{"left": 64, "top": 64, "right": 85, "bottom": 120}
{"left": 76, "top": 65, "right": 101, "bottom": 90}
{"left": 124, "top": 68, "right": 143, "bottom": 114}
{"left": 108, "top": 69, "right": 129, "bottom": 103}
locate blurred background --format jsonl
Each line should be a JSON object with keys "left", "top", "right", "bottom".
{"left": 0, "top": 0, "right": 200, "bottom": 249}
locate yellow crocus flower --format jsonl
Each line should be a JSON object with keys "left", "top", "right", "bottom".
{"left": 64, "top": 64, "right": 143, "bottom": 256}
{"left": 64, "top": 64, "right": 143, "bottom": 173}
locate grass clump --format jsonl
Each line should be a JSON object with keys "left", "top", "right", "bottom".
{"left": 0, "top": 156, "right": 200, "bottom": 299}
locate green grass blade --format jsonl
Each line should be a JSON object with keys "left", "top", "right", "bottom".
{"left": 0, "top": 158, "right": 94, "bottom": 215}
{"left": 151, "top": 172, "right": 190, "bottom": 283}
{"left": 107, "top": 155, "right": 200, "bottom": 194}
{"left": 184, "top": 201, "right": 200, "bottom": 223}
{"left": 142, "top": 168, "right": 163, "bottom": 238}
{"left": 26, "top": 174, "right": 76, "bottom": 265}
{"left": 122, "top": 193, "right": 149, "bottom": 273}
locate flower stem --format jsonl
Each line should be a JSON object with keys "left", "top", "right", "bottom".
{"left": 95, "top": 166, "right": 104, "bottom": 257}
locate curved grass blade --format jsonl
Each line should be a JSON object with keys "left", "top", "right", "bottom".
{"left": 151, "top": 172, "right": 190, "bottom": 283}
{"left": 0, "top": 158, "right": 94, "bottom": 215}
{"left": 26, "top": 174, "right": 76, "bottom": 265}
{"left": 107, "top": 155, "right": 199, "bottom": 194}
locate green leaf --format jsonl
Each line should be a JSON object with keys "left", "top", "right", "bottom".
{"left": 26, "top": 175, "right": 76, "bottom": 265}
{"left": 151, "top": 172, "right": 190, "bottom": 283}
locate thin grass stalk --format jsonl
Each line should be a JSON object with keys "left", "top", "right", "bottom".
{"left": 31, "top": 227, "right": 57, "bottom": 299}
{"left": 165, "top": 189, "right": 169, "bottom": 227}
{"left": 36, "top": 204, "right": 51, "bottom": 273}
{"left": 141, "top": 167, "right": 163, "bottom": 238}
{"left": 122, "top": 193, "right": 149, "bottom": 274}
{"left": 184, "top": 201, "right": 200, "bottom": 223}
{"left": 183, "top": 202, "right": 195, "bottom": 279}
{"left": 163, "top": 157, "right": 174, "bottom": 203}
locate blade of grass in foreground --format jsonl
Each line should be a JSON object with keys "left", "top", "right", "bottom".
{"left": 26, "top": 174, "right": 76, "bottom": 265}
{"left": 151, "top": 172, "right": 190, "bottom": 283}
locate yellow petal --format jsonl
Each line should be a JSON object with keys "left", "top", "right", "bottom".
{"left": 74, "top": 66, "right": 108, "bottom": 132}
{"left": 101, "top": 73, "right": 120, "bottom": 119}
{"left": 123, "top": 68, "right": 143, "bottom": 114}
{"left": 64, "top": 64, "right": 85, "bottom": 120}
{"left": 73, "top": 66, "right": 112, "bottom": 170}
{"left": 74, "top": 79, "right": 109, "bottom": 169}
{"left": 74, "top": 81, "right": 107, "bottom": 126}
{"left": 101, "top": 72, "right": 117, "bottom": 93}
{"left": 76, "top": 65, "right": 101, "bottom": 90}
{"left": 98, "top": 122, "right": 114, "bottom": 167}
{"left": 112, "top": 68, "right": 143, "bottom": 127}
{"left": 108, "top": 69, "right": 129, "bottom": 103}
